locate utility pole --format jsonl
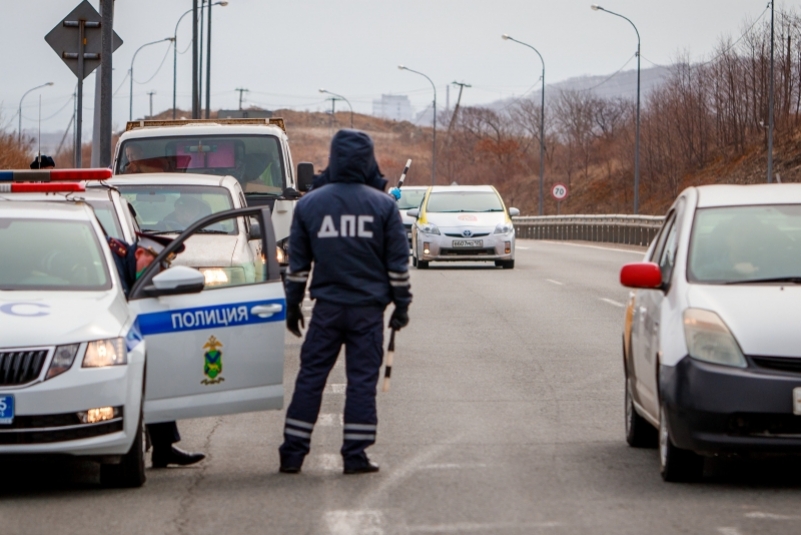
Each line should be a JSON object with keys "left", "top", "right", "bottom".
{"left": 768, "top": 0, "right": 775, "bottom": 183}
{"left": 205, "top": 0, "right": 213, "bottom": 118}
{"left": 192, "top": 0, "right": 199, "bottom": 119}
{"left": 147, "top": 91, "right": 156, "bottom": 118}
{"left": 99, "top": 0, "right": 113, "bottom": 167}
{"left": 236, "top": 87, "right": 249, "bottom": 110}
{"left": 198, "top": 0, "right": 205, "bottom": 117}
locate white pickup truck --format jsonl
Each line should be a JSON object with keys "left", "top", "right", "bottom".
{"left": 111, "top": 118, "right": 314, "bottom": 259}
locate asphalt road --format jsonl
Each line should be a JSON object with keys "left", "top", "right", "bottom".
{"left": 4, "top": 239, "right": 801, "bottom": 535}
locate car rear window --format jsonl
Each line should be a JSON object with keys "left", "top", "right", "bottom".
{"left": 426, "top": 191, "right": 504, "bottom": 213}
{"left": 688, "top": 205, "right": 801, "bottom": 283}
{"left": 117, "top": 185, "right": 236, "bottom": 235}
{"left": 0, "top": 218, "right": 110, "bottom": 291}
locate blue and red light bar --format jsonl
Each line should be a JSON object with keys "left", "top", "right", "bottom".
{"left": 0, "top": 182, "right": 86, "bottom": 193}
{"left": 0, "top": 168, "right": 112, "bottom": 182}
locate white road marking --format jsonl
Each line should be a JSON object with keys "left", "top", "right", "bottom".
{"left": 325, "top": 510, "right": 385, "bottom": 535}
{"left": 745, "top": 512, "right": 796, "bottom": 520}
{"left": 408, "top": 521, "right": 562, "bottom": 532}
{"left": 546, "top": 279, "right": 564, "bottom": 286}
{"left": 328, "top": 383, "right": 347, "bottom": 394}
{"left": 318, "top": 413, "right": 342, "bottom": 427}
{"left": 516, "top": 246, "right": 530, "bottom": 250}
{"left": 418, "top": 463, "right": 489, "bottom": 470}
{"left": 539, "top": 240, "right": 645, "bottom": 255}
{"left": 318, "top": 453, "right": 342, "bottom": 471}
{"left": 717, "top": 528, "right": 742, "bottom": 535}
{"left": 600, "top": 298, "right": 625, "bottom": 308}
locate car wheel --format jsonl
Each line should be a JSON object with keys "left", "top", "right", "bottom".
{"left": 625, "top": 379, "right": 657, "bottom": 448}
{"left": 417, "top": 260, "right": 429, "bottom": 269}
{"left": 659, "top": 405, "right": 703, "bottom": 482}
{"left": 100, "top": 412, "right": 146, "bottom": 488}
{"left": 495, "top": 260, "right": 515, "bottom": 269}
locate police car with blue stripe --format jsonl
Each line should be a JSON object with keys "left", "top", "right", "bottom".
{"left": 0, "top": 170, "right": 285, "bottom": 488}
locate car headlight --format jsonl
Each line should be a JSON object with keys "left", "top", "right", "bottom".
{"left": 494, "top": 223, "right": 514, "bottom": 235}
{"left": 199, "top": 267, "right": 246, "bottom": 286}
{"left": 419, "top": 223, "right": 440, "bottom": 235}
{"left": 83, "top": 338, "right": 127, "bottom": 368}
{"left": 683, "top": 309, "right": 746, "bottom": 368}
{"left": 46, "top": 343, "right": 80, "bottom": 380}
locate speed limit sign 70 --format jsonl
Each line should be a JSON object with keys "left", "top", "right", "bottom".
{"left": 552, "top": 183, "right": 568, "bottom": 201}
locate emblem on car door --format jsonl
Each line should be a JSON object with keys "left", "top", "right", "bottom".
{"left": 201, "top": 335, "right": 225, "bottom": 385}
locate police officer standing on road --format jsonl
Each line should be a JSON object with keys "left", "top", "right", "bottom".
{"left": 108, "top": 233, "right": 206, "bottom": 468}
{"left": 279, "top": 129, "right": 412, "bottom": 474}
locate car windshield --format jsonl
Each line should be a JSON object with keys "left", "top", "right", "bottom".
{"left": 117, "top": 185, "right": 237, "bottom": 235}
{"left": 688, "top": 205, "right": 801, "bottom": 284}
{"left": 397, "top": 189, "right": 427, "bottom": 210}
{"left": 116, "top": 135, "right": 286, "bottom": 195}
{"left": 85, "top": 200, "right": 123, "bottom": 240}
{"left": 426, "top": 191, "right": 504, "bottom": 213}
{"left": 0, "top": 218, "right": 110, "bottom": 291}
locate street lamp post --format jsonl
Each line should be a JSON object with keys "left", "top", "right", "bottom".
{"left": 502, "top": 34, "right": 546, "bottom": 216}
{"left": 319, "top": 88, "right": 353, "bottom": 128}
{"left": 591, "top": 4, "right": 641, "bottom": 214}
{"left": 173, "top": 2, "right": 227, "bottom": 120}
{"left": 18, "top": 82, "right": 54, "bottom": 146}
{"left": 130, "top": 37, "right": 174, "bottom": 121}
{"left": 768, "top": 0, "right": 775, "bottom": 183}
{"left": 399, "top": 65, "right": 437, "bottom": 185}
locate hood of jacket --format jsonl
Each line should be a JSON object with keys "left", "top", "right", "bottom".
{"left": 312, "top": 129, "right": 388, "bottom": 191}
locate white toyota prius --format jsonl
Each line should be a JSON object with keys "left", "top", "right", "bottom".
{"left": 0, "top": 191, "right": 285, "bottom": 488}
{"left": 621, "top": 184, "right": 801, "bottom": 481}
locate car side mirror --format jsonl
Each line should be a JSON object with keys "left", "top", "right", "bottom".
{"left": 620, "top": 262, "right": 663, "bottom": 289}
{"left": 248, "top": 219, "right": 262, "bottom": 240}
{"left": 282, "top": 187, "right": 302, "bottom": 200}
{"left": 508, "top": 207, "right": 520, "bottom": 217}
{"left": 297, "top": 162, "right": 315, "bottom": 192}
{"left": 407, "top": 208, "right": 420, "bottom": 218}
{"left": 143, "top": 266, "right": 205, "bottom": 296}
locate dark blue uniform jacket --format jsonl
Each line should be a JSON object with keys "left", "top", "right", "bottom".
{"left": 285, "top": 130, "right": 412, "bottom": 309}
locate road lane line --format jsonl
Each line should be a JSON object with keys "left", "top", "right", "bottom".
{"left": 318, "top": 413, "right": 341, "bottom": 427}
{"left": 745, "top": 512, "right": 797, "bottom": 520}
{"left": 327, "top": 383, "right": 346, "bottom": 394}
{"left": 717, "top": 528, "right": 742, "bottom": 535}
{"left": 516, "top": 246, "right": 530, "bottom": 250}
{"left": 418, "top": 463, "right": 489, "bottom": 470}
{"left": 408, "top": 521, "right": 562, "bottom": 532}
{"left": 546, "top": 279, "right": 564, "bottom": 286}
{"left": 600, "top": 298, "right": 625, "bottom": 308}
{"left": 539, "top": 240, "right": 645, "bottom": 255}
{"left": 325, "top": 510, "right": 385, "bottom": 535}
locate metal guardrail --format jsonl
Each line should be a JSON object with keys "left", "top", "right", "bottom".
{"left": 513, "top": 214, "right": 665, "bottom": 247}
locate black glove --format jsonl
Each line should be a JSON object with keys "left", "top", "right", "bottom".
{"left": 389, "top": 306, "right": 409, "bottom": 331}
{"left": 286, "top": 304, "right": 305, "bottom": 338}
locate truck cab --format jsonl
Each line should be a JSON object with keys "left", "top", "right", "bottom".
{"left": 112, "top": 118, "right": 312, "bottom": 249}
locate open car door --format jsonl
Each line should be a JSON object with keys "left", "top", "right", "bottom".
{"left": 127, "top": 206, "right": 285, "bottom": 424}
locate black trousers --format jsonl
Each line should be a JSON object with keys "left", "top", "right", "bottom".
{"left": 279, "top": 302, "right": 384, "bottom": 469}
{"left": 147, "top": 421, "right": 180, "bottom": 452}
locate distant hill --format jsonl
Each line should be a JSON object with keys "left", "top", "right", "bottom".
{"left": 486, "top": 65, "right": 672, "bottom": 111}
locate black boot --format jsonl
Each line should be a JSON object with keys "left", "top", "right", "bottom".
{"left": 344, "top": 460, "right": 379, "bottom": 474}
{"left": 151, "top": 446, "right": 205, "bottom": 468}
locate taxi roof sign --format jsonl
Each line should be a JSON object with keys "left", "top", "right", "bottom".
{"left": 0, "top": 168, "right": 112, "bottom": 182}
{"left": 124, "top": 117, "right": 286, "bottom": 133}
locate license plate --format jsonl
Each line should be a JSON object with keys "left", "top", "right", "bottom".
{"left": 452, "top": 239, "right": 483, "bottom": 248}
{"left": 794, "top": 388, "right": 801, "bottom": 416}
{"left": 0, "top": 394, "right": 14, "bottom": 424}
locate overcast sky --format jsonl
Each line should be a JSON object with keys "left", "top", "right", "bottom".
{"left": 0, "top": 0, "right": 793, "bottom": 135}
